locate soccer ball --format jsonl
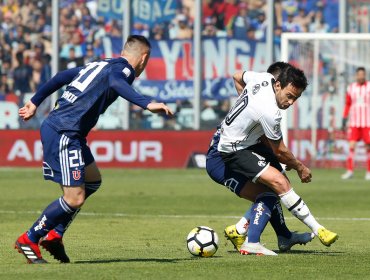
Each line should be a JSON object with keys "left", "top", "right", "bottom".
{"left": 186, "top": 226, "right": 219, "bottom": 257}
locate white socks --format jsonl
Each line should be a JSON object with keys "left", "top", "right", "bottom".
{"left": 279, "top": 189, "right": 322, "bottom": 235}
{"left": 236, "top": 216, "right": 249, "bottom": 235}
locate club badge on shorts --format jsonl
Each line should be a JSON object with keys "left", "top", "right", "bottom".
{"left": 72, "top": 170, "right": 81, "bottom": 180}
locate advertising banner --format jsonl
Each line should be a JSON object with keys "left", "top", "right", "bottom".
{"left": 0, "top": 130, "right": 212, "bottom": 168}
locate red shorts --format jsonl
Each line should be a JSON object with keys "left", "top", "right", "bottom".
{"left": 348, "top": 127, "right": 370, "bottom": 144}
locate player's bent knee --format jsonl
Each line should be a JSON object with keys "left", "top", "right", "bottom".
{"left": 62, "top": 185, "right": 86, "bottom": 208}
{"left": 265, "top": 175, "right": 290, "bottom": 195}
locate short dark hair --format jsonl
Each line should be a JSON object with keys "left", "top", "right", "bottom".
{"left": 126, "top": 35, "right": 151, "bottom": 50}
{"left": 267, "top": 61, "right": 290, "bottom": 78}
{"left": 277, "top": 64, "right": 308, "bottom": 91}
{"left": 356, "top": 67, "right": 366, "bottom": 73}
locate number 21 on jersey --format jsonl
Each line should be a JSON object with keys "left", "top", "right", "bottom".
{"left": 70, "top": 61, "right": 108, "bottom": 92}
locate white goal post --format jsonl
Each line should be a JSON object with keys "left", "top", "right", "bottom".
{"left": 280, "top": 33, "right": 370, "bottom": 163}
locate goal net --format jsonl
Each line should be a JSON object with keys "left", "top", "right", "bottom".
{"left": 280, "top": 33, "right": 370, "bottom": 168}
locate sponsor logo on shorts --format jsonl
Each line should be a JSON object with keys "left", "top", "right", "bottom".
{"left": 34, "top": 215, "right": 47, "bottom": 231}
{"left": 253, "top": 202, "right": 265, "bottom": 225}
{"left": 258, "top": 160, "right": 266, "bottom": 167}
{"left": 72, "top": 170, "right": 81, "bottom": 180}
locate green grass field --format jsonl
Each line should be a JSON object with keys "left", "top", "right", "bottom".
{"left": 1, "top": 168, "right": 370, "bottom": 279}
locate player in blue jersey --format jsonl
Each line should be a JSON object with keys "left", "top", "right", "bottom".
{"left": 207, "top": 62, "right": 313, "bottom": 255}
{"left": 15, "top": 35, "right": 173, "bottom": 264}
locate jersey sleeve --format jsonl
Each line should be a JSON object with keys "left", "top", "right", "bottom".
{"left": 109, "top": 72, "right": 151, "bottom": 109}
{"left": 242, "top": 71, "right": 260, "bottom": 85}
{"left": 259, "top": 111, "right": 282, "bottom": 140}
{"left": 31, "top": 67, "right": 82, "bottom": 106}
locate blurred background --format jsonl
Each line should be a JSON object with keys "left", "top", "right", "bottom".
{"left": 0, "top": 0, "right": 369, "bottom": 168}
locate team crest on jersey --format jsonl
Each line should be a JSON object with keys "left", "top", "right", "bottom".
{"left": 262, "top": 81, "right": 269, "bottom": 87}
{"left": 72, "top": 170, "right": 81, "bottom": 180}
{"left": 252, "top": 84, "right": 260, "bottom": 94}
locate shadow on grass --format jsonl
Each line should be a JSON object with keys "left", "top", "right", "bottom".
{"left": 74, "top": 256, "right": 222, "bottom": 264}
{"left": 226, "top": 249, "right": 345, "bottom": 256}
{"left": 282, "top": 249, "right": 346, "bottom": 256}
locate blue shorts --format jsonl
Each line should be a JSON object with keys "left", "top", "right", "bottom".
{"left": 40, "top": 122, "right": 95, "bottom": 186}
{"left": 206, "top": 129, "right": 248, "bottom": 196}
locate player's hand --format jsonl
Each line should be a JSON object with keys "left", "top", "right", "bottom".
{"left": 297, "top": 164, "right": 312, "bottom": 183}
{"left": 147, "top": 102, "right": 174, "bottom": 116}
{"left": 19, "top": 100, "right": 37, "bottom": 121}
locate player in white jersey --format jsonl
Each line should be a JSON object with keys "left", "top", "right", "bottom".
{"left": 207, "top": 62, "right": 313, "bottom": 255}
{"left": 218, "top": 64, "right": 338, "bottom": 255}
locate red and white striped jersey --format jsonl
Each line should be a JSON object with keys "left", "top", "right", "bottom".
{"left": 343, "top": 81, "right": 370, "bottom": 127}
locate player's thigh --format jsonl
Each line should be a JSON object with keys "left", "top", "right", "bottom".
{"left": 206, "top": 154, "right": 248, "bottom": 196}
{"left": 239, "top": 181, "right": 272, "bottom": 201}
{"left": 81, "top": 143, "right": 101, "bottom": 182}
{"left": 221, "top": 144, "right": 278, "bottom": 184}
{"left": 85, "top": 161, "right": 101, "bottom": 182}
{"left": 348, "top": 127, "right": 360, "bottom": 145}
{"left": 361, "top": 127, "right": 370, "bottom": 145}
{"left": 256, "top": 166, "right": 291, "bottom": 195}
{"left": 41, "top": 123, "right": 86, "bottom": 187}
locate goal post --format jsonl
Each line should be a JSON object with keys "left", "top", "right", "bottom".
{"left": 280, "top": 33, "right": 370, "bottom": 167}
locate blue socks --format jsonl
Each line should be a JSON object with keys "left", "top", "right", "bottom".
{"left": 269, "top": 201, "right": 292, "bottom": 239}
{"left": 247, "top": 194, "right": 277, "bottom": 243}
{"left": 27, "top": 197, "right": 78, "bottom": 243}
{"left": 53, "top": 181, "right": 101, "bottom": 236}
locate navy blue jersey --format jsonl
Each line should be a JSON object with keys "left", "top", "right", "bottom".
{"left": 32, "top": 57, "right": 150, "bottom": 138}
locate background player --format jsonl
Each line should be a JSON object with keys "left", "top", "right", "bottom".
{"left": 207, "top": 62, "right": 313, "bottom": 255}
{"left": 15, "top": 35, "right": 173, "bottom": 264}
{"left": 217, "top": 63, "right": 338, "bottom": 255}
{"left": 341, "top": 67, "right": 370, "bottom": 180}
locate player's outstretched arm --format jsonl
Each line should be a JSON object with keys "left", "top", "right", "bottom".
{"left": 19, "top": 100, "right": 37, "bottom": 121}
{"left": 268, "top": 137, "right": 312, "bottom": 183}
{"left": 147, "top": 102, "right": 174, "bottom": 116}
{"left": 30, "top": 67, "right": 82, "bottom": 107}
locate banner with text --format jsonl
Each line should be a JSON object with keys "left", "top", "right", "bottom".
{"left": 0, "top": 130, "right": 212, "bottom": 168}
{"left": 97, "top": 0, "right": 178, "bottom": 25}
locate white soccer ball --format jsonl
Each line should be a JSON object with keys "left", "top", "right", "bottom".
{"left": 186, "top": 226, "right": 219, "bottom": 257}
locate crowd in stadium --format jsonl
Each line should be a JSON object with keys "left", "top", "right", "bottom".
{"left": 0, "top": 0, "right": 365, "bottom": 129}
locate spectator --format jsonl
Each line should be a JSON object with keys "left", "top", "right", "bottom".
{"left": 282, "top": 13, "right": 302, "bottom": 32}
{"left": 169, "top": 14, "right": 193, "bottom": 40}
{"left": 215, "top": 0, "right": 239, "bottom": 30}
{"left": 13, "top": 51, "right": 32, "bottom": 94}
{"left": 39, "top": 54, "right": 51, "bottom": 88}
{"left": 229, "top": 2, "right": 250, "bottom": 39}
{"left": 132, "top": 22, "right": 150, "bottom": 38}
{"left": 150, "top": 23, "right": 169, "bottom": 40}
{"left": 309, "top": 10, "right": 329, "bottom": 33}
{"left": 202, "top": 17, "right": 219, "bottom": 37}
{"left": 84, "top": 44, "right": 100, "bottom": 64}
{"left": 294, "top": 7, "right": 315, "bottom": 32}
{"left": 251, "top": 10, "right": 267, "bottom": 41}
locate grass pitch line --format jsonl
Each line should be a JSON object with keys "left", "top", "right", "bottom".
{"left": 1, "top": 209, "right": 370, "bottom": 221}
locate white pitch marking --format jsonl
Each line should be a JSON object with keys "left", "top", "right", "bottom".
{"left": 1, "top": 210, "right": 370, "bottom": 221}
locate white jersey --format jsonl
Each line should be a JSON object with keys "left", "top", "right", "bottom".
{"left": 218, "top": 71, "right": 282, "bottom": 153}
